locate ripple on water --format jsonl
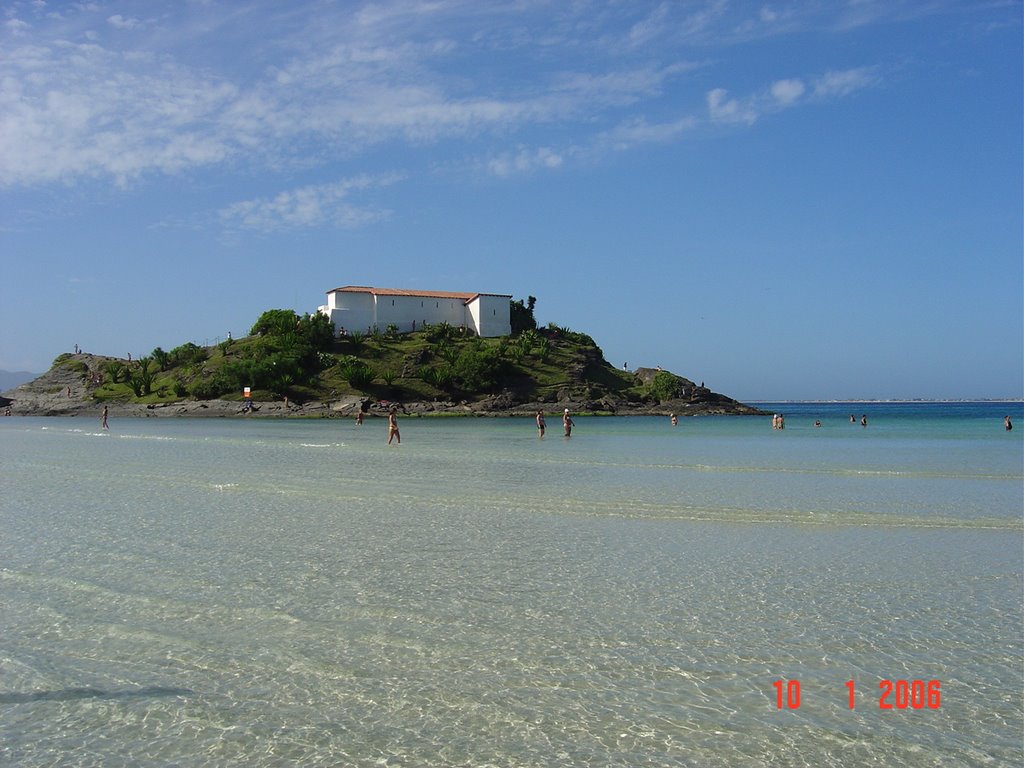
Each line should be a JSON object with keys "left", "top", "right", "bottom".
{"left": 0, "top": 416, "right": 1020, "bottom": 766}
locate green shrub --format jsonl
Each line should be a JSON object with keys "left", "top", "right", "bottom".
{"left": 151, "top": 347, "right": 170, "bottom": 371}
{"left": 436, "top": 340, "right": 459, "bottom": 365}
{"left": 341, "top": 361, "right": 375, "bottom": 389}
{"left": 271, "top": 373, "right": 294, "bottom": 395}
{"left": 534, "top": 337, "right": 551, "bottom": 361}
{"left": 344, "top": 331, "right": 365, "bottom": 354}
{"left": 168, "top": 342, "right": 207, "bottom": 367}
{"left": 251, "top": 309, "right": 299, "bottom": 337}
{"left": 452, "top": 346, "right": 507, "bottom": 393}
{"left": 425, "top": 322, "right": 455, "bottom": 343}
{"left": 129, "top": 357, "right": 156, "bottom": 396}
{"left": 647, "top": 371, "right": 686, "bottom": 402}
{"left": 189, "top": 377, "right": 221, "bottom": 400}
{"left": 419, "top": 365, "right": 453, "bottom": 390}
{"left": 299, "top": 311, "right": 335, "bottom": 352}
{"left": 105, "top": 360, "right": 126, "bottom": 383}
{"left": 510, "top": 296, "right": 537, "bottom": 335}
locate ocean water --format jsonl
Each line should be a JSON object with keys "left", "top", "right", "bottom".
{"left": 1, "top": 402, "right": 1021, "bottom": 767}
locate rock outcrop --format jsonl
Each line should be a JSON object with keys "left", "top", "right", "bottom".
{"left": 2, "top": 353, "right": 764, "bottom": 419}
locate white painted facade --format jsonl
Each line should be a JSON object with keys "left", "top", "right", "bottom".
{"left": 318, "top": 286, "right": 512, "bottom": 338}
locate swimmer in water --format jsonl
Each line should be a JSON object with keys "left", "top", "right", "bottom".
{"left": 387, "top": 409, "right": 401, "bottom": 444}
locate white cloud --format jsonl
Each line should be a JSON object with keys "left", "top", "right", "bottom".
{"left": 487, "top": 147, "right": 564, "bottom": 178}
{"left": 771, "top": 78, "right": 805, "bottom": 106}
{"left": 6, "top": 18, "right": 30, "bottom": 35}
{"left": 0, "top": 15, "right": 697, "bottom": 188}
{"left": 835, "top": 0, "right": 886, "bottom": 31}
{"left": 707, "top": 88, "right": 758, "bottom": 125}
{"left": 106, "top": 14, "right": 139, "bottom": 30}
{"left": 813, "top": 67, "right": 878, "bottom": 98}
{"left": 678, "top": 0, "right": 730, "bottom": 40}
{"left": 0, "top": 38, "right": 240, "bottom": 186}
{"left": 628, "top": 3, "right": 671, "bottom": 48}
{"left": 0, "top": 1, "right": 890, "bottom": 193}
{"left": 707, "top": 66, "right": 875, "bottom": 128}
{"left": 599, "top": 116, "right": 697, "bottom": 150}
{"left": 218, "top": 174, "right": 403, "bottom": 232}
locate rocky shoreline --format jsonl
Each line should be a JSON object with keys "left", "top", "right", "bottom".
{"left": 1, "top": 354, "right": 766, "bottom": 420}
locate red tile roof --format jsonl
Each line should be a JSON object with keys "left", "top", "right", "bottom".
{"left": 327, "top": 286, "right": 510, "bottom": 301}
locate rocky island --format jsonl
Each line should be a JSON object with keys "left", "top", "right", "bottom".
{"left": 2, "top": 309, "right": 764, "bottom": 419}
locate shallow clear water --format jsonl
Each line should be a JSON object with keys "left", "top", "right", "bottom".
{"left": 1, "top": 404, "right": 1021, "bottom": 767}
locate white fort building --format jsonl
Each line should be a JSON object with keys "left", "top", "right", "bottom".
{"left": 318, "top": 286, "right": 512, "bottom": 338}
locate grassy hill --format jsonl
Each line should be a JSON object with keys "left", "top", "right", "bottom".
{"left": 79, "top": 324, "right": 644, "bottom": 406}
{"left": 14, "top": 310, "right": 761, "bottom": 417}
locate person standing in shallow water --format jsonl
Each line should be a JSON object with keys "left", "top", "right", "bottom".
{"left": 101, "top": 405, "right": 108, "bottom": 430}
{"left": 536, "top": 410, "right": 546, "bottom": 438}
{"left": 387, "top": 409, "right": 400, "bottom": 444}
{"left": 563, "top": 408, "right": 574, "bottom": 437}
{"left": 1005, "top": 415, "right": 1013, "bottom": 431}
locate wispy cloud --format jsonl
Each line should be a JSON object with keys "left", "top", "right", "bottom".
{"left": 771, "top": 78, "right": 806, "bottom": 106}
{"left": 627, "top": 3, "right": 672, "bottom": 48}
{"left": 6, "top": 18, "right": 30, "bottom": 35}
{"left": 218, "top": 174, "right": 403, "bottom": 232}
{"left": 480, "top": 111, "right": 700, "bottom": 179}
{"left": 813, "top": 67, "right": 879, "bottom": 98}
{"left": 708, "top": 66, "right": 878, "bottom": 125}
{"left": 0, "top": 36, "right": 239, "bottom": 186}
{"left": 486, "top": 147, "right": 564, "bottom": 178}
{"left": 601, "top": 116, "right": 698, "bottom": 148}
{"left": 707, "top": 88, "right": 759, "bottom": 125}
{"left": 0, "top": 1, "right": 896, "bottom": 193}
{"left": 106, "top": 14, "right": 140, "bottom": 30}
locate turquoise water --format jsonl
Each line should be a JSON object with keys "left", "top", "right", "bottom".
{"left": 1, "top": 403, "right": 1021, "bottom": 766}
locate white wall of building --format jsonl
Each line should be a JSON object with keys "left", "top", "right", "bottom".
{"left": 319, "top": 291, "right": 375, "bottom": 335}
{"left": 320, "top": 288, "right": 512, "bottom": 337}
{"left": 385, "top": 295, "right": 466, "bottom": 332}
{"left": 468, "top": 294, "right": 512, "bottom": 337}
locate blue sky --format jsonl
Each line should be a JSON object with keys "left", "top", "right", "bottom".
{"left": 1, "top": 0, "right": 1020, "bottom": 401}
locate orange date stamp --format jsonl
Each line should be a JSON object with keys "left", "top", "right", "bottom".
{"left": 772, "top": 679, "right": 942, "bottom": 710}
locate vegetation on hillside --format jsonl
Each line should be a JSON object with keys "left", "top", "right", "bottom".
{"left": 53, "top": 299, "right": 710, "bottom": 409}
